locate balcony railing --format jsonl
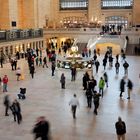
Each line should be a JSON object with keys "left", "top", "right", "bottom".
{"left": 0, "top": 28, "right": 43, "bottom": 43}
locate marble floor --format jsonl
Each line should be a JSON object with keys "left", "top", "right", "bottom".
{"left": 0, "top": 55, "right": 140, "bottom": 140}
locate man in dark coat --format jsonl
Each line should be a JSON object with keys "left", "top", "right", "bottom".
{"left": 11, "top": 99, "right": 22, "bottom": 124}
{"left": 86, "top": 89, "right": 93, "bottom": 108}
{"left": 33, "top": 116, "right": 50, "bottom": 140}
{"left": 93, "top": 91, "right": 101, "bottom": 115}
{"left": 3, "top": 94, "right": 10, "bottom": 116}
{"left": 71, "top": 67, "right": 76, "bottom": 81}
{"left": 115, "top": 117, "right": 126, "bottom": 140}
{"left": 30, "top": 64, "right": 35, "bottom": 78}
{"left": 43, "top": 57, "right": 48, "bottom": 68}
{"left": 60, "top": 73, "right": 66, "bottom": 89}
{"left": 83, "top": 74, "right": 88, "bottom": 90}
{"left": 120, "top": 77, "right": 126, "bottom": 97}
{"left": 95, "top": 60, "right": 100, "bottom": 73}
{"left": 83, "top": 72, "right": 90, "bottom": 90}
{"left": 115, "top": 61, "right": 120, "bottom": 74}
{"left": 123, "top": 61, "right": 129, "bottom": 75}
{"left": 51, "top": 61, "right": 56, "bottom": 76}
{"left": 127, "top": 79, "right": 133, "bottom": 99}
{"left": 103, "top": 58, "right": 107, "bottom": 70}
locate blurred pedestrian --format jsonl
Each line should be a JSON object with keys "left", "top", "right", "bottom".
{"left": 3, "top": 94, "right": 10, "bottom": 116}
{"left": 115, "top": 117, "right": 126, "bottom": 140}
{"left": 60, "top": 73, "right": 66, "bottom": 89}
{"left": 33, "top": 116, "right": 50, "bottom": 140}
{"left": 69, "top": 94, "right": 79, "bottom": 119}
{"left": 127, "top": 79, "right": 133, "bottom": 99}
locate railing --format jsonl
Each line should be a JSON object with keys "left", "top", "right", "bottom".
{"left": 0, "top": 28, "right": 43, "bottom": 43}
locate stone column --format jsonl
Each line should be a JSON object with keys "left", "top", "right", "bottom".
{"left": 88, "top": 0, "right": 102, "bottom": 23}
{"left": 132, "top": 0, "right": 140, "bottom": 26}
{"left": 0, "top": 0, "right": 10, "bottom": 29}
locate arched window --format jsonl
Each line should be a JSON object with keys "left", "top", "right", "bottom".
{"left": 60, "top": 0, "right": 88, "bottom": 10}
{"left": 101, "top": 0, "right": 133, "bottom": 9}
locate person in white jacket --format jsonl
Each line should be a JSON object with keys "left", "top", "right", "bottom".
{"left": 69, "top": 94, "right": 79, "bottom": 119}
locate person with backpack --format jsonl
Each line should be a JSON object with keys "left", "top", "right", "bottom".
{"left": 127, "top": 79, "right": 133, "bottom": 99}
{"left": 115, "top": 117, "right": 126, "bottom": 140}
{"left": 123, "top": 61, "right": 129, "bottom": 75}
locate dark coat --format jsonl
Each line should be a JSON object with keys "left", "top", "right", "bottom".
{"left": 30, "top": 66, "right": 35, "bottom": 74}
{"left": 115, "top": 121, "right": 126, "bottom": 135}
{"left": 33, "top": 120, "right": 50, "bottom": 139}
{"left": 127, "top": 80, "right": 133, "bottom": 90}
{"left": 60, "top": 75, "right": 65, "bottom": 84}
{"left": 120, "top": 79, "right": 125, "bottom": 92}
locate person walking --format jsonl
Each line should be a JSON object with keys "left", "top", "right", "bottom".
{"left": 35, "top": 57, "right": 39, "bottom": 66}
{"left": 103, "top": 58, "right": 107, "bottom": 70}
{"left": 98, "top": 77, "right": 105, "bottom": 97}
{"left": 30, "top": 64, "right": 35, "bottom": 79}
{"left": 123, "top": 61, "right": 129, "bottom": 75}
{"left": 2, "top": 75, "right": 8, "bottom": 92}
{"left": 11, "top": 99, "right": 22, "bottom": 124}
{"left": 16, "top": 67, "right": 21, "bottom": 81}
{"left": 0, "top": 57, "right": 4, "bottom": 68}
{"left": 51, "top": 61, "right": 56, "bottom": 76}
{"left": 115, "top": 117, "right": 126, "bottom": 140}
{"left": 39, "top": 57, "right": 42, "bottom": 66}
{"left": 120, "top": 77, "right": 126, "bottom": 98}
{"left": 60, "top": 73, "right": 66, "bottom": 89}
{"left": 13, "top": 59, "right": 17, "bottom": 70}
{"left": 95, "top": 60, "right": 100, "bottom": 73}
{"left": 43, "top": 56, "right": 48, "bottom": 68}
{"left": 93, "top": 91, "right": 101, "bottom": 115}
{"left": 71, "top": 67, "right": 77, "bottom": 81}
{"left": 109, "top": 55, "right": 113, "bottom": 67}
{"left": 115, "top": 61, "right": 120, "bottom": 74}
{"left": 127, "top": 79, "right": 133, "bottom": 99}
{"left": 69, "top": 94, "right": 79, "bottom": 119}
{"left": 33, "top": 116, "right": 50, "bottom": 140}
{"left": 3, "top": 94, "right": 10, "bottom": 116}
{"left": 103, "top": 72, "right": 108, "bottom": 87}
{"left": 83, "top": 72, "right": 90, "bottom": 90}
{"left": 86, "top": 89, "right": 93, "bottom": 108}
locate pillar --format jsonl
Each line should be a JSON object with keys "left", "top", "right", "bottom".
{"left": 88, "top": 0, "right": 102, "bottom": 23}
{"left": 132, "top": 0, "right": 140, "bottom": 26}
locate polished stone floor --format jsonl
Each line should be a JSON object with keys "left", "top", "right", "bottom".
{"left": 0, "top": 55, "right": 140, "bottom": 140}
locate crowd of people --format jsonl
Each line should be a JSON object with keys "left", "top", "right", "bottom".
{"left": 0, "top": 44, "right": 138, "bottom": 140}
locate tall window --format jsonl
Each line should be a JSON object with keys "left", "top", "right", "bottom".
{"left": 101, "top": 0, "right": 133, "bottom": 9}
{"left": 60, "top": 0, "right": 88, "bottom": 10}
